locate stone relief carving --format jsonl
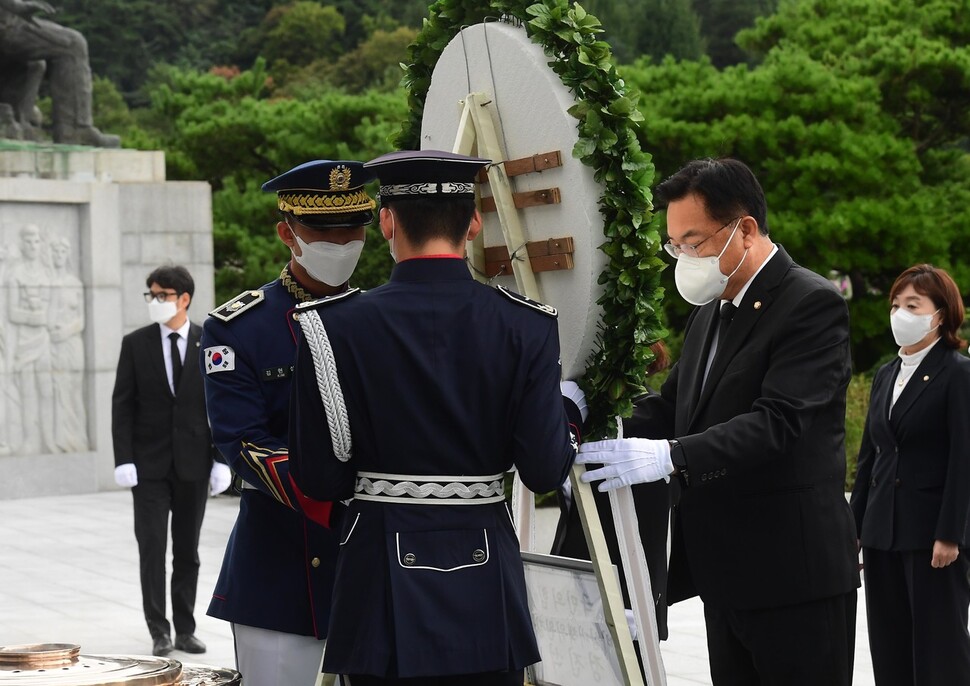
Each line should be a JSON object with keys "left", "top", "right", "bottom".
{"left": 49, "top": 236, "right": 87, "bottom": 451}
{"left": 0, "top": 224, "right": 89, "bottom": 454}
{"left": 0, "top": 0, "right": 119, "bottom": 147}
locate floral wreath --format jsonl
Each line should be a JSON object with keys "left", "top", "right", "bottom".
{"left": 396, "top": 0, "right": 666, "bottom": 438}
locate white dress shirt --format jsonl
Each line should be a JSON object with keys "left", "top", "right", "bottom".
{"left": 704, "top": 244, "right": 779, "bottom": 386}
{"left": 159, "top": 319, "right": 190, "bottom": 395}
{"left": 890, "top": 337, "right": 940, "bottom": 413}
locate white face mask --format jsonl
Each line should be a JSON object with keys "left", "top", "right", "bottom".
{"left": 148, "top": 299, "right": 178, "bottom": 325}
{"left": 674, "top": 218, "right": 747, "bottom": 306}
{"left": 891, "top": 308, "right": 939, "bottom": 347}
{"left": 292, "top": 233, "right": 364, "bottom": 287}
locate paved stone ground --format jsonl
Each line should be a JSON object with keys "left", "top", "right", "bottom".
{"left": 0, "top": 491, "right": 877, "bottom": 684}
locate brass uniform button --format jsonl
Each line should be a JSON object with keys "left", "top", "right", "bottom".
{"left": 472, "top": 549, "right": 486, "bottom": 563}
{"left": 403, "top": 553, "right": 416, "bottom": 566}
{"left": 311, "top": 557, "right": 321, "bottom": 568}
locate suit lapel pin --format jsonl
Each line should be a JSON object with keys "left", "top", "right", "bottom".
{"left": 923, "top": 375, "right": 929, "bottom": 381}
{"left": 753, "top": 301, "right": 762, "bottom": 310}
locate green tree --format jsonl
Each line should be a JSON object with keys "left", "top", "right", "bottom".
{"left": 53, "top": 0, "right": 277, "bottom": 100}
{"left": 275, "top": 26, "right": 418, "bottom": 96}
{"left": 261, "top": 2, "right": 346, "bottom": 68}
{"left": 739, "top": 0, "right": 970, "bottom": 180}
{"left": 326, "top": 0, "right": 429, "bottom": 50}
{"left": 326, "top": 26, "right": 419, "bottom": 92}
{"left": 636, "top": 0, "right": 704, "bottom": 62}
{"left": 583, "top": 0, "right": 703, "bottom": 63}
{"left": 692, "top": 0, "right": 778, "bottom": 67}
{"left": 90, "top": 76, "right": 134, "bottom": 135}
{"left": 211, "top": 180, "right": 289, "bottom": 298}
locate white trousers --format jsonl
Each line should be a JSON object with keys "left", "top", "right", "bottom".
{"left": 232, "top": 623, "right": 326, "bottom": 686}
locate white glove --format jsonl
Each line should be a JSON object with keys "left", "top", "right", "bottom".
{"left": 560, "top": 380, "right": 588, "bottom": 423}
{"left": 114, "top": 463, "right": 138, "bottom": 488}
{"left": 209, "top": 462, "right": 232, "bottom": 496}
{"left": 576, "top": 437, "right": 673, "bottom": 491}
{"left": 625, "top": 608, "right": 639, "bottom": 642}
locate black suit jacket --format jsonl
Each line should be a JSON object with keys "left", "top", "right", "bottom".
{"left": 630, "top": 246, "right": 859, "bottom": 609}
{"left": 850, "top": 342, "right": 970, "bottom": 551}
{"left": 111, "top": 322, "right": 216, "bottom": 481}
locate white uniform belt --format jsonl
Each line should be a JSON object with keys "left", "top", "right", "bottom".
{"left": 354, "top": 471, "right": 506, "bottom": 505}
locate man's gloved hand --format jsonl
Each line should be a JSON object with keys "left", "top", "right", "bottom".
{"left": 114, "top": 463, "right": 138, "bottom": 488}
{"left": 209, "top": 462, "right": 232, "bottom": 496}
{"left": 560, "top": 379, "right": 588, "bottom": 423}
{"left": 576, "top": 437, "right": 673, "bottom": 491}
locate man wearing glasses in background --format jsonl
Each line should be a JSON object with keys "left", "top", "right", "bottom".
{"left": 111, "top": 265, "right": 231, "bottom": 657}
{"left": 578, "top": 158, "right": 860, "bottom": 685}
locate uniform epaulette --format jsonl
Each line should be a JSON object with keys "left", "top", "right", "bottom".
{"left": 209, "top": 290, "right": 265, "bottom": 322}
{"left": 495, "top": 285, "right": 558, "bottom": 317}
{"left": 295, "top": 287, "right": 360, "bottom": 311}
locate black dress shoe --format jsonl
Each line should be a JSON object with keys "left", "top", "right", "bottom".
{"left": 152, "top": 635, "right": 174, "bottom": 657}
{"left": 174, "top": 633, "right": 206, "bottom": 654}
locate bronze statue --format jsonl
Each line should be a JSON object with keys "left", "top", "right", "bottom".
{"left": 0, "top": 0, "right": 119, "bottom": 147}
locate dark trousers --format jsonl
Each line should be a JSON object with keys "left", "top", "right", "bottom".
{"left": 342, "top": 671, "right": 524, "bottom": 685}
{"left": 863, "top": 548, "right": 970, "bottom": 686}
{"left": 132, "top": 471, "right": 208, "bottom": 639}
{"left": 703, "top": 590, "right": 856, "bottom": 686}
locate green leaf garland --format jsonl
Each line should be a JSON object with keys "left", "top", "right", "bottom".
{"left": 397, "top": 0, "right": 666, "bottom": 438}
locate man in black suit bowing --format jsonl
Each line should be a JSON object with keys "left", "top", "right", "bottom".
{"left": 579, "top": 158, "right": 860, "bottom": 685}
{"left": 111, "top": 265, "right": 230, "bottom": 657}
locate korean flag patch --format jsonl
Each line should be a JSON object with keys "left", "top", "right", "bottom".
{"left": 205, "top": 345, "right": 236, "bottom": 374}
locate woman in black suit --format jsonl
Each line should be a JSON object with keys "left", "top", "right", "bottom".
{"left": 851, "top": 264, "right": 970, "bottom": 685}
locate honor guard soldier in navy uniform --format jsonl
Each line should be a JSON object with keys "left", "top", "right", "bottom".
{"left": 289, "top": 150, "right": 583, "bottom": 686}
{"left": 201, "top": 160, "right": 376, "bottom": 685}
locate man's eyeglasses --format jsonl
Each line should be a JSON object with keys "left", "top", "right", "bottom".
{"left": 143, "top": 290, "right": 179, "bottom": 304}
{"left": 664, "top": 217, "right": 741, "bottom": 259}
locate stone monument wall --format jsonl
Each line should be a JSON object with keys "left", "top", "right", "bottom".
{"left": 0, "top": 146, "right": 213, "bottom": 499}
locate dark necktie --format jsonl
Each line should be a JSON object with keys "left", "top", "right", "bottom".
{"left": 169, "top": 332, "right": 182, "bottom": 392}
{"left": 718, "top": 301, "right": 737, "bottom": 347}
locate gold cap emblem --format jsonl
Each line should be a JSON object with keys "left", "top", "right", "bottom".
{"left": 329, "top": 164, "right": 351, "bottom": 191}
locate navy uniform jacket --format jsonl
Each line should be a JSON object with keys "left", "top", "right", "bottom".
{"left": 202, "top": 271, "right": 338, "bottom": 637}
{"left": 290, "top": 257, "right": 576, "bottom": 678}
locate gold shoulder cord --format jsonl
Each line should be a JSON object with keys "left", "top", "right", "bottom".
{"left": 280, "top": 267, "right": 314, "bottom": 303}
